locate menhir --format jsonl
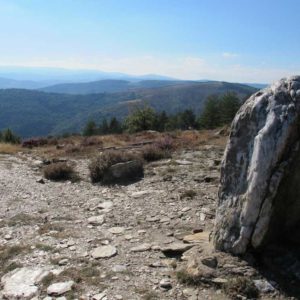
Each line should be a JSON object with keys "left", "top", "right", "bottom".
{"left": 214, "top": 76, "right": 300, "bottom": 254}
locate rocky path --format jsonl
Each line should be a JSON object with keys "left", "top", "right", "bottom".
{"left": 0, "top": 147, "right": 223, "bottom": 300}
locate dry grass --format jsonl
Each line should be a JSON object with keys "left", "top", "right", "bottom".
{"left": 0, "top": 244, "right": 30, "bottom": 276}
{"left": 0, "top": 143, "right": 22, "bottom": 154}
{"left": 40, "top": 265, "right": 106, "bottom": 293}
{"left": 6, "top": 213, "right": 42, "bottom": 227}
{"left": 38, "top": 222, "right": 65, "bottom": 235}
{"left": 30, "top": 129, "right": 227, "bottom": 160}
{"left": 223, "top": 277, "right": 259, "bottom": 299}
{"left": 176, "top": 269, "right": 203, "bottom": 285}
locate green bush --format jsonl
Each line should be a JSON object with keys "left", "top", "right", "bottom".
{"left": 124, "top": 107, "right": 157, "bottom": 133}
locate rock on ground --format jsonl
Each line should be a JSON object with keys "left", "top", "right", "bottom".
{"left": 1, "top": 267, "right": 49, "bottom": 299}
{"left": 47, "top": 281, "right": 75, "bottom": 296}
{"left": 214, "top": 76, "right": 300, "bottom": 254}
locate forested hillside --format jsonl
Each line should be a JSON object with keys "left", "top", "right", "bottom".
{"left": 0, "top": 81, "right": 257, "bottom": 137}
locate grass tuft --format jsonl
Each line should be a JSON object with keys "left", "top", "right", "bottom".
{"left": 223, "top": 277, "right": 259, "bottom": 299}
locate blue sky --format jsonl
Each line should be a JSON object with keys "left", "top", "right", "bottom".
{"left": 0, "top": 0, "right": 299, "bottom": 83}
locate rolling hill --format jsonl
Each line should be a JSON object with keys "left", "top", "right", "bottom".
{"left": 0, "top": 81, "right": 257, "bottom": 138}
{"left": 39, "top": 79, "right": 191, "bottom": 94}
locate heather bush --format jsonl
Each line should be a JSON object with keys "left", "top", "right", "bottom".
{"left": 81, "top": 136, "right": 103, "bottom": 147}
{"left": 142, "top": 145, "right": 171, "bottom": 162}
{"left": 89, "top": 150, "right": 143, "bottom": 183}
{"left": 43, "top": 162, "right": 78, "bottom": 181}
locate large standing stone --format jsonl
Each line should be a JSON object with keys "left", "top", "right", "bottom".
{"left": 214, "top": 76, "right": 300, "bottom": 254}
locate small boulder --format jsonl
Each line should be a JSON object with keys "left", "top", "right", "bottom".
{"left": 1, "top": 267, "right": 49, "bottom": 299}
{"left": 91, "top": 245, "right": 117, "bottom": 259}
{"left": 103, "top": 160, "right": 144, "bottom": 184}
{"left": 47, "top": 281, "right": 74, "bottom": 296}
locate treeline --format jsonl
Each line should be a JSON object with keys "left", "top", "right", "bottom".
{"left": 83, "top": 92, "right": 241, "bottom": 136}
{"left": 0, "top": 128, "right": 20, "bottom": 144}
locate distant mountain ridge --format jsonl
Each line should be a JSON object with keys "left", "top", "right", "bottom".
{"left": 0, "top": 81, "right": 257, "bottom": 138}
{"left": 39, "top": 79, "right": 193, "bottom": 94}
{"left": 0, "top": 66, "right": 267, "bottom": 90}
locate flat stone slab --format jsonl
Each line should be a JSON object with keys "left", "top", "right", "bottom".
{"left": 108, "top": 227, "right": 125, "bottom": 234}
{"left": 47, "top": 281, "right": 74, "bottom": 296}
{"left": 88, "top": 215, "right": 105, "bottom": 225}
{"left": 91, "top": 245, "right": 117, "bottom": 259}
{"left": 183, "top": 231, "right": 210, "bottom": 244}
{"left": 130, "top": 243, "right": 152, "bottom": 252}
{"left": 161, "top": 243, "right": 194, "bottom": 255}
{"left": 1, "top": 267, "right": 50, "bottom": 299}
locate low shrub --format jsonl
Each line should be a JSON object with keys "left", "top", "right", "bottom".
{"left": 176, "top": 270, "right": 202, "bottom": 285}
{"left": 64, "top": 144, "right": 81, "bottom": 154}
{"left": 43, "top": 162, "right": 78, "bottom": 181}
{"left": 81, "top": 136, "right": 103, "bottom": 147}
{"left": 22, "top": 137, "right": 48, "bottom": 148}
{"left": 142, "top": 144, "right": 171, "bottom": 162}
{"left": 223, "top": 277, "right": 259, "bottom": 299}
{"left": 155, "top": 136, "right": 175, "bottom": 151}
{"left": 89, "top": 150, "right": 143, "bottom": 183}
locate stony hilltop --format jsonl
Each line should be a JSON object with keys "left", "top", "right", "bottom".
{"left": 0, "top": 129, "right": 296, "bottom": 300}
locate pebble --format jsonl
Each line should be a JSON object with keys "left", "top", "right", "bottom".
{"left": 159, "top": 278, "right": 172, "bottom": 289}
{"left": 4, "top": 234, "right": 12, "bottom": 240}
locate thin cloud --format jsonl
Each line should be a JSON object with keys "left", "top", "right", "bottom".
{"left": 222, "top": 52, "right": 239, "bottom": 58}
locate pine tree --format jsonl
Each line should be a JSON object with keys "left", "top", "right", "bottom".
{"left": 1, "top": 128, "right": 20, "bottom": 144}
{"left": 198, "top": 95, "right": 221, "bottom": 129}
{"left": 83, "top": 120, "right": 97, "bottom": 136}
{"left": 219, "top": 92, "right": 241, "bottom": 125}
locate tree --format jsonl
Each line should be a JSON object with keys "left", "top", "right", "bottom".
{"left": 179, "top": 109, "right": 197, "bottom": 130}
{"left": 1, "top": 128, "right": 20, "bottom": 144}
{"left": 83, "top": 120, "right": 97, "bottom": 136}
{"left": 154, "top": 111, "right": 169, "bottom": 132}
{"left": 99, "top": 118, "right": 109, "bottom": 135}
{"left": 198, "top": 95, "right": 221, "bottom": 129}
{"left": 108, "top": 117, "right": 122, "bottom": 134}
{"left": 219, "top": 92, "right": 241, "bottom": 125}
{"left": 124, "top": 107, "right": 157, "bottom": 133}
